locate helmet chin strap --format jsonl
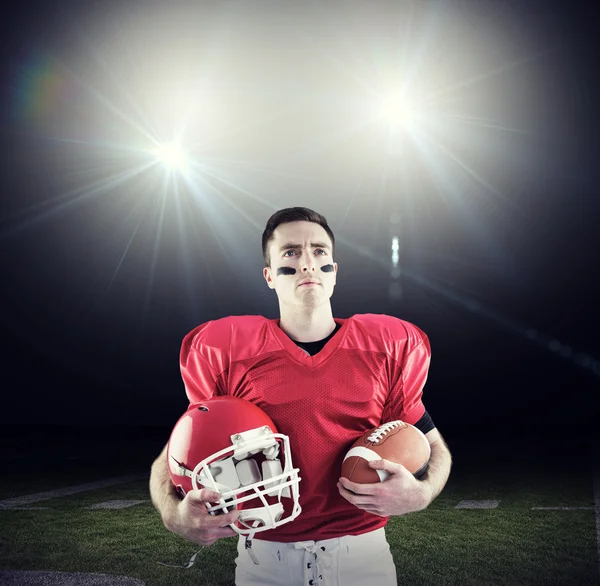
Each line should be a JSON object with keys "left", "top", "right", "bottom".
{"left": 244, "top": 521, "right": 261, "bottom": 565}
{"left": 157, "top": 519, "right": 262, "bottom": 570}
{"left": 237, "top": 503, "right": 283, "bottom": 565}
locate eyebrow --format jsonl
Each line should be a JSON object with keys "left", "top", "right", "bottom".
{"left": 279, "top": 242, "right": 331, "bottom": 252}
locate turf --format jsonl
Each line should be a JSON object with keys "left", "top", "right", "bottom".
{"left": 0, "top": 436, "right": 598, "bottom": 585}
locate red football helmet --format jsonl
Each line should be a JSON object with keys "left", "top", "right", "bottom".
{"left": 167, "top": 396, "right": 301, "bottom": 537}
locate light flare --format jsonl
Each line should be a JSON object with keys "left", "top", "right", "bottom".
{"left": 154, "top": 142, "right": 189, "bottom": 173}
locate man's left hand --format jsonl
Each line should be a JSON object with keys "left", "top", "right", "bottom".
{"left": 337, "top": 458, "right": 433, "bottom": 517}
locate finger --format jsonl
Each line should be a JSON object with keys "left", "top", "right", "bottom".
{"left": 193, "top": 488, "right": 222, "bottom": 503}
{"left": 184, "top": 489, "right": 221, "bottom": 510}
{"left": 337, "top": 482, "right": 376, "bottom": 507}
{"left": 209, "top": 525, "right": 238, "bottom": 539}
{"left": 195, "top": 527, "right": 236, "bottom": 547}
{"left": 337, "top": 481, "right": 353, "bottom": 500}
{"left": 337, "top": 483, "right": 357, "bottom": 505}
{"left": 192, "top": 516, "right": 239, "bottom": 545}
{"left": 338, "top": 477, "right": 377, "bottom": 495}
{"left": 218, "top": 509, "right": 240, "bottom": 527}
{"left": 345, "top": 497, "right": 378, "bottom": 509}
{"left": 202, "top": 507, "right": 240, "bottom": 528}
{"left": 368, "top": 458, "right": 405, "bottom": 474}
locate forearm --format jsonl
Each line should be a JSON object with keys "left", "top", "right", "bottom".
{"left": 149, "top": 443, "right": 180, "bottom": 527}
{"left": 421, "top": 437, "right": 452, "bottom": 503}
{"left": 149, "top": 443, "right": 240, "bottom": 545}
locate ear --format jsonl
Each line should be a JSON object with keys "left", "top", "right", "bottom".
{"left": 263, "top": 266, "right": 275, "bottom": 289}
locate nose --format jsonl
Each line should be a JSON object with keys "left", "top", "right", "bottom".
{"left": 299, "top": 250, "right": 318, "bottom": 272}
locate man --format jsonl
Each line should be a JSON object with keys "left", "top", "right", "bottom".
{"left": 150, "top": 206, "right": 452, "bottom": 585}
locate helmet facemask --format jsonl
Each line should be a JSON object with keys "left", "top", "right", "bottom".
{"left": 170, "top": 425, "right": 301, "bottom": 535}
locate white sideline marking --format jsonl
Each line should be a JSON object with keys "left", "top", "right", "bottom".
{"left": 0, "top": 474, "right": 147, "bottom": 509}
{"left": 3, "top": 507, "right": 50, "bottom": 511}
{"left": 455, "top": 500, "right": 499, "bottom": 509}
{"left": 87, "top": 499, "right": 149, "bottom": 509}
{"left": 532, "top": 506, "right": 593, "bottom": 510}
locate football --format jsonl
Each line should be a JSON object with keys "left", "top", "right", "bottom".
{"left": 341, "top": 421, "right": 430, "bottom": 483}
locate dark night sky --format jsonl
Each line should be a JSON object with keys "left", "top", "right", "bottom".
{"left": 0, "top": 0, "right": 598, "bottom": 440}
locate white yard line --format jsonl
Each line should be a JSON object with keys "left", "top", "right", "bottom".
{"left": 455, "top": 500, "right": 500, "bottom": 509}
{"left": 87, "top": 499, "right": 149, "bottom": 509}
{"left": 0, "top": 474, "right": 147, "bottom": 509}
{"left": 532, "top": 506, "right": 593, "bottom": 511}
{"left": 3, "top": 507, "right": 50, "bottom": 511}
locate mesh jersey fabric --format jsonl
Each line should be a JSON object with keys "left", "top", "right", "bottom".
{"left": 284, "top": 322, "right": 434, "bottom": 437}
{"left": 179, "top": 313, "right": 430, "bottom": 542}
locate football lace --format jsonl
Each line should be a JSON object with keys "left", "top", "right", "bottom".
{"left": 367, "top": 421, "right": 402, "bottom": 443}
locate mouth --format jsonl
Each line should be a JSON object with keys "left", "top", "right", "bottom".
{"left": 299, "top": 282, "right": 319, "bottom": 287}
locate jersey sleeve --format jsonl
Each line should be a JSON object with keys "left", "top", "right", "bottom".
{"left": 179, "top": 322, "right": 228, "bottom": 403}
{"left": 382, "top": 323, "right": 431, "bottom": 425}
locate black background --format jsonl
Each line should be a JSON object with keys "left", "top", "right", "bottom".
{"left": 0, "top": 0, "right": 598, "bottom": 449}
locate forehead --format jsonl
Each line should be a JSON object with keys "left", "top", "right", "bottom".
{"left": 270, "top": 221, "right": 331, "bottom": 246}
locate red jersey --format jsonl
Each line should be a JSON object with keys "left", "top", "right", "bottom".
{"left": 180, "top": 313, "right": 430, "bottom": 542}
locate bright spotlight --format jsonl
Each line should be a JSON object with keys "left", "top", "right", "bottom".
{"left": 391, "top": 236, "right": 399, "bottom": 267}
{"left": 378, "top": 92, "right": 419, "bottom": 128}
{"left": 154, "top": 142, "right": 189, "bottom": 173}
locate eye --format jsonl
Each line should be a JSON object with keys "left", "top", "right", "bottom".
{"left": 315, "top": 249, "right": 326, "bottom": 255}
{"left": 283, "top": 250, "right": 297, "bottom": 257}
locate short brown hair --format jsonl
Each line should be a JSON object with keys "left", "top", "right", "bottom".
{"left": 262, "top": 207, "right": 335, "bottom": 267}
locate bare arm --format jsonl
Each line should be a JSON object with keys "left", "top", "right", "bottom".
{"left": 421, "top": 428, "right": 452, "bottom": 503}
{"left": 149, "top": 443, "right": 240, "bottom": 546}
{"left": 149, "top": 444, "right": 180, "bottom": 524}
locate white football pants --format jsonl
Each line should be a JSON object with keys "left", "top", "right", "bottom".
{"left": 234, "top": 527, "right": 397, "bottom": 586}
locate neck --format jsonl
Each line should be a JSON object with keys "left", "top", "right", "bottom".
{"left": 278, "top": 304, "right": 336, "bottom": 343}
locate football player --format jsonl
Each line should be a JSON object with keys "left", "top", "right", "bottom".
{"left": 150, "top": 207, "right": 452, "bottom": 586}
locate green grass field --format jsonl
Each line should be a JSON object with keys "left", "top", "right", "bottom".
{"left": 1, "top": 433, "right": 598, "bottom": 585}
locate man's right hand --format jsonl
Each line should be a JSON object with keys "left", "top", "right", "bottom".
{"left": 164, "top": 488, "right": 241, "bottom": 547}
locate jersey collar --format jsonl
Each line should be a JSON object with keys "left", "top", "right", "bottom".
{"left": 268, "top": 318, "right": 348, "bottom": 366}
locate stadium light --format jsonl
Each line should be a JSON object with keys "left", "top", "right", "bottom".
{"left": 154, "top": 141, "right": 189, "bottom": 173}
{"left": 378, "top": 92, "right": 421, "bottom": 130}
{"left": 391, "top": 236, "right": 400, "bottom": 267}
